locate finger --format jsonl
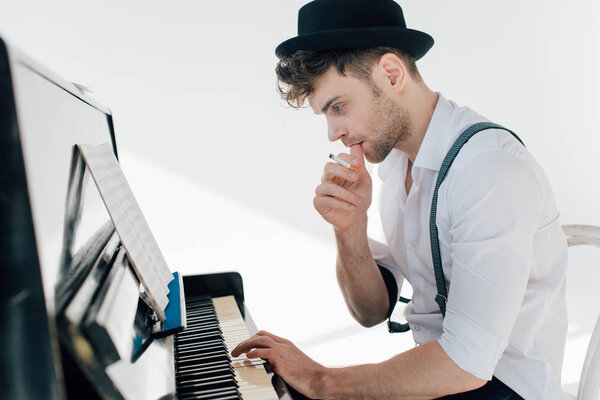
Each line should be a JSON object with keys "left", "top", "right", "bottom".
{"left": 315, "top": 183, "right": 362, "bottom": 206}
{"left": 255, "top": 330, "right": 290, "bottom": 344}
{"left": 336, "top": 144, "right": 364, "bottom": 169}
{"left": 231, "top": 335, "right": 277, "bottom": 357}
{"left": 246, "top": 348, "right": 277, "bottom": 363}
{"left": 349, "top": 144, "right": 364, "bottom": 168}
{"left": 350, "top": 143, "right": 364, "bottom": 160}
{"left": 232, "top": 334, "right": 276, "bottom": 354}
{"left": 322, "top": 162, "right": 358, "bottom": 183}
{"left": 314, "top": 195, "right": 356, "bottom": 213}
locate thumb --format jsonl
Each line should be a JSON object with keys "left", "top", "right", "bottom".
{"left": 350, "top": 143, "right": 364, "bottom": 168}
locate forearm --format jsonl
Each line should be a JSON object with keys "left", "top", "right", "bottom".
{"left": 318, "top": 341, "right": 486, "bottom": 400}
{"left": 335, "top": 215, "right": 389, "bottom": 327}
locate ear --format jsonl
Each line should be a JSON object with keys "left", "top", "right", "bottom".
{"left": 376, "top": 53, "right": 408, "bottom": 92}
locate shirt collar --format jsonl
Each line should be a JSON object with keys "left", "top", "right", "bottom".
{"left": 412, "top": 92, "right": 456, "bottom": 172}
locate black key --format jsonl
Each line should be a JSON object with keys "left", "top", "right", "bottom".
{"left": 175, "top": 339, "right": 225, "bottom": 352}
{"left": 176, "top": 352, "right": 230, "bottom": 368}
{"left": 176, "top": 332, "right": 223, "bottom": 345}
{"left": 179, "top": 322, "right": 220, "bottom": 333}
{"left": 177, "top": 368, "right": 234, "bottom": 383}
{"left": 177, "top": 348, "right": 229, "bottom": 362}
{"left": 178, "top": 387, "right": 240, "bottom": 400}
{"left": 178, "top": 372, "right": 236, "bottom": 391}
{"left": 176, "top": 360, "right": 233, "bottom": 376}
{"left": 176, "top": 338, "right": 223, "bottom": 349}
{"left": 184, "top": 315, "right": 219, "bottom": 324}
{"left": 177, "top": 341, "right": 226, "bottom": 351}
{"left": 177, "top": 376, "right": 237, "bottom": 393}
{"left": 176, "top": 344, "right": 226, "bottom": 357}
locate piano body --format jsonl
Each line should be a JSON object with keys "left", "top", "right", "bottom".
{"left": 0, "top": 36, "right": 308, "bottom": 400}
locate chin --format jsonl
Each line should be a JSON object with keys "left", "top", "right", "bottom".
{"left": 363, "top": 149, "right": 387, "bottom": 164}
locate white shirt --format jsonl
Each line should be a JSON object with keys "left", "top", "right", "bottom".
{"left": 368, "top": 93, "right": 572, "bottom": 399}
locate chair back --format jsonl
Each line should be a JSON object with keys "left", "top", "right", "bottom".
{"left": 562, "top": 225, "right": 600, "bottom": 400}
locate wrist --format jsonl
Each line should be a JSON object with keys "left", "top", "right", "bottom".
{"left": 313, "top": 366, "right": 337, "bottom": 400}
{"left": 334, "top": 213, "right": 367, "bottom": 238}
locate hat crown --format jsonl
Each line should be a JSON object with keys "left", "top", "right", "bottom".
{"left": 298, "top": 0, "right": 407, "bottom": 35}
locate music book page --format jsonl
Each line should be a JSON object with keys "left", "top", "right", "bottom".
{"left": 78, "top": 143, "right": 172, "bottom": 319}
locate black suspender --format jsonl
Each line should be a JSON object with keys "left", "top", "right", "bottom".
{"left": 388, "top": 122, "right": 525, "bottom": 332}
{"left": 430, "top": 122, "right": 524, "bottom": 317}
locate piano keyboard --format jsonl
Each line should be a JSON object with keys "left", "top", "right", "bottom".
{"left": 175, "top": 295, "right": 279, "bottom": 400}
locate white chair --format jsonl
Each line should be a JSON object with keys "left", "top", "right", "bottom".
{"left": 562, "top": 225, "right": 600, "bottom": 400}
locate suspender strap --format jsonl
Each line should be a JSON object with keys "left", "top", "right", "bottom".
{"left": 430, "top": 122, "right": 525, "bottom": 317}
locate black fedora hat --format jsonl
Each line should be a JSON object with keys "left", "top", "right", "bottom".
{"left": 275, "top": 0, "right": 433, "bottom": 60}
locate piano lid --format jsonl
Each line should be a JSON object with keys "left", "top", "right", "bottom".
{"left": 0, "top": 35, "right": 119, "bottom": 399}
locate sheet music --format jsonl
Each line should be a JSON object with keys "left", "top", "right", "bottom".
{"left": 78, "top": 143, "right": 172, "bottom": 319}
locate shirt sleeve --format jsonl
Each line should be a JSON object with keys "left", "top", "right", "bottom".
{"left": 437, "top": 149, "right": 543, "bottom": 380}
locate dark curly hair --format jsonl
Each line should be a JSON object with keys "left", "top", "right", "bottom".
{"left": 275, "top": 47, "right": 421, "bottom": 108}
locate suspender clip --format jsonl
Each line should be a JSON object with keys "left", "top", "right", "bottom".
{"left": 435, "top": 293, "right": 447, "bottom": 305}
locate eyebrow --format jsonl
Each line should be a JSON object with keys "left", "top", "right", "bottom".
{"left": 320, "top": 95, "right": 341, "bottom": 114}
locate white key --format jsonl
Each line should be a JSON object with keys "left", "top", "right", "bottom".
{"left": 212, "top": 296, "right": 279, "bottom": 400}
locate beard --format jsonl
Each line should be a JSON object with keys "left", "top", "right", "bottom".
{"left": 364, "top": 89, "right": 412, "bottom": 163}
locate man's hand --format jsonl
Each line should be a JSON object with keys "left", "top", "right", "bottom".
{"left": 314, "top": 144, "right": 372, "bottom": 232}
{"left": 231, "top": 330, "right": 326, "bottom": 399}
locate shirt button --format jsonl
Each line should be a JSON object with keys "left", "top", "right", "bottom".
{"left": 414, "top": 288, "right": 421, "bottom": 295}
{"left": 408, "top": 240, "right": 417, "bottom": 247}
{"left": 413, "top": 325, "right": 421, "bottom": 331}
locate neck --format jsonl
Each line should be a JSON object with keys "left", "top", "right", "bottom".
{"left": 395, "top": 84, "right": 438, "bottom": 163}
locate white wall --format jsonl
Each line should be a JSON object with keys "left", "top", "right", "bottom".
{"left": 1, "top": 0, "right": 598, "bottom": 394}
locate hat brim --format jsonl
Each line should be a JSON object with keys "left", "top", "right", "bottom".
{"left": 275, "top": 26, "right": 434, "bottom": 60}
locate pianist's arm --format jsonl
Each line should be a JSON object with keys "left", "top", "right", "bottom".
{"left": 333, "top": 217, "right": 390, "bottom": 327}
{"left": 314, "top": 145, "right": 390, "bottom": 327}
{"left": 232, "top": 330, "right": 485, "bottom": 399}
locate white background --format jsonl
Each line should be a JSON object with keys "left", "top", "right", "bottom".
{"left": 1, "top": 0, "right": 599, "bottom": 395}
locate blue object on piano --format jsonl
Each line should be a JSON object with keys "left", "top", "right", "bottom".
{"left": 156, "top": 271, "right": 187, "bottom": 337}
{"left": 131, "top": 272, "right": 187, "bottom": 361}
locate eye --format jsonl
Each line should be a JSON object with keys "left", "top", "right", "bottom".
{"left": 331, "top": 103, "right": 343, "bottom": 113}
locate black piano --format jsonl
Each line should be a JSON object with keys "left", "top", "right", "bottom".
{"left": 0, "top": 36, "right": 308, "bottom": 400}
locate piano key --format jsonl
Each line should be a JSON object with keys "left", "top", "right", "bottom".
{"left": 184, "top": 316, "right": 220, "bottom": 324}
{"left": 177, "top": 349, "right": 230, "bottom": 362}
{"left": 175, "top": 295, "right": 283, "bottom": 399}
{"left": 176, "top": 354, "right": 230, "bottom": 368}
{"left": 176, "top": 344, "right": 226, "bottom": 355}
{"left": 176, "top": 339, "right": 225, "bottom": 351}
{"left": 177, "top": 361, "right": 233, "bottom": 376}
{"left": 177, "top": 376, "right": 238, "bottom": 394}
{"left": 186, "top": 307, "right": 214, "bottom": 315}
{"left": 177, "top": 367, "right": 234, "bottom": 383}
{"left": 176, "top": 349, "right": 228, "bottom": 361}
{"left": 178, "top": 372, "right": 237, "bottom": 389}
{"left": 176, "top": 332, "right": 224, "bottom": 344}
{"left": 181, "top": 325, "right": 220, "bottom": 333}
{"left": 212, "top": 296, "right": 278, "bottom": 400}
{"left": 178, "top": 387, "right": 241, "bottom": 400}
{"left": 185, "top": 297, "right": 213, "bottom": 304}
{"left": 177, "top": 328, "right": 221, "bottom": 339}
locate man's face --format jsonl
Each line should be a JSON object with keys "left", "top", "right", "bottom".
{"left": 308, "top": 65, "right": 411, "bottom": 163}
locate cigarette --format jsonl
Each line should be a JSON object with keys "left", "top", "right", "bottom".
{"left": 329, "top": 153, "right": 358, "bottom": 171}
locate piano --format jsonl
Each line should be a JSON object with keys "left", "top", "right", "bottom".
{"left": 0, "top": 36, "right": 309, "bottom": 400}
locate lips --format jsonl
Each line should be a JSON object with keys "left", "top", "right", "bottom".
{"left": 343, "top": 140, "right": 364, "bottom": 148}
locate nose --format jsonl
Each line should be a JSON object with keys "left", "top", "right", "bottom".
{"left": 327, "top": 120, "right": 348, "bottom": 143}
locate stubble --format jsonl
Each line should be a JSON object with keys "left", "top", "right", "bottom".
{"left": 368, "top": 88, "right": 412, "bottom": 163}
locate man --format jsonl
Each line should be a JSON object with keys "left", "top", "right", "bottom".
{"left": 232, "top": 1, "right": 571, "bottom": 398}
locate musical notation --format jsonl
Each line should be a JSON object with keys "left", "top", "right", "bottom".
{"left": 78, "top": 143, "right": 173, "bottom": 320}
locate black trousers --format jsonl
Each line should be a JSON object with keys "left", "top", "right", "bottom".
{"left": 435, "top": 377, "right": 524, "bottom": 400}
